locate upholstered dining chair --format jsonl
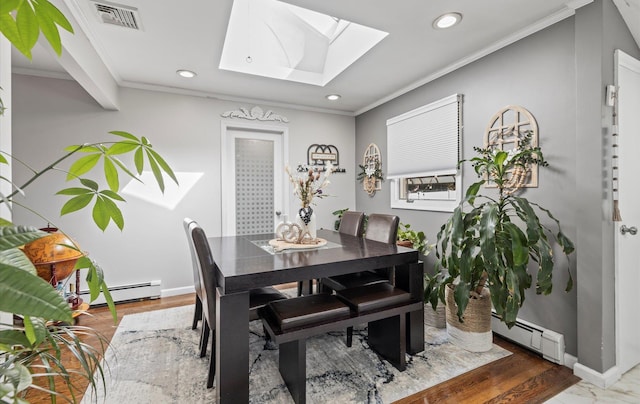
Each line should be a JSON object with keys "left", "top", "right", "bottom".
{"left": 316, "top": 211, "right": 366, "bottom": 294}
{"left": 338, "top": 210, "right": 366, "bottom": 237}
{"left": 320, "top": 213, "right": 400, "bottom": 346}
{"left": 184, "top": 218, "right": 288, "bottom": 388}
{"left": 184, "top": 219, "right": 205, "bottom": 332}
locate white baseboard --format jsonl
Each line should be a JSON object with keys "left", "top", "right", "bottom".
{"left": 573, "top": 362, "right": 621, "bottom": 388}
{"left": 161, "top": 285, "right": 195, "bottom": 298}
{"left": 564, "top": 353, "right": 578, "bottom": 369}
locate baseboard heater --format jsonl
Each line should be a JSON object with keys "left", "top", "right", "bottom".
{"left": 491, "top": 311, "right": 565, "bottom": 365}
{"left": 79, "top": 280, "right": 161, "bottom": 306}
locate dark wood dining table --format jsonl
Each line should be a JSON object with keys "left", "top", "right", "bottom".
{"left": 208, "top": 228, "right": 424, "bottom": 403}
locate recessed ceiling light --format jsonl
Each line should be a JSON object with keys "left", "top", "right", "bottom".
{"left": 177, "top": 69, "right": 197, "bottom": 78}
{"left": 326, "top": 94, "right": 341, "bottom": 101}
{"left": 433, "top": 12, "right": 462, "bottom": 29}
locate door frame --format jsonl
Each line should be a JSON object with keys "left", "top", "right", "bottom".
{"left": 220, "top": 120, "right": 289, "bottom": 236}
{"left": 614, "top": 49, "right": 640, "bottom": 375}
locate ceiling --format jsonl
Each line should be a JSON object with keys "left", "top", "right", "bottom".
{"left": 10, "top": 0, "right": 639, "bottom": 115}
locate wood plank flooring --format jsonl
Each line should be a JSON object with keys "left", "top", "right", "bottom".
{"left": 23, "top": 293, "right": 580, "bottom": 403}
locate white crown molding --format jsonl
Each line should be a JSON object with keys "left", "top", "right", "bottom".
{"left": 221, "top": 106, "right": 289, "bottom": 123}
{"left": 355, "top": 1, "right": 594, "bottom": 116}
{"left": 12, "top": 67, "right": 75, "bottom": 81}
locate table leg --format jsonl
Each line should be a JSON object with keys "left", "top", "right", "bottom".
{"left": 368, "top": 315, "right": 406, "bottom": 371}
{"left": 279, "top": 338, "right": 307, "bottom": 404}
{"left": 395, "top": 261, "right": 425, "bottom": 355}
{"left": 215, "top": 289, "right": 250, "bottom": 403}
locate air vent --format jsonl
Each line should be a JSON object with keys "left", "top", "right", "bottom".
{"left": 91, "top": 1, "right": 141, "bottom": 30}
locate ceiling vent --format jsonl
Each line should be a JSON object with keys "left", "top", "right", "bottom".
{"left": 91, "top": 1, "right": 141, "bottom": 30}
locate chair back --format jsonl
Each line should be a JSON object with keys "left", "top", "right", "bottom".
{"left": 365, "top": 214, "right": 399, "bottom": 244}
{"left": 184, "top": 218, "right": 204, "bottom": 301}
{"left": 338, "top": 211, "right": 365, "bottom": 237}
{"left": 187, "top": 220, "right": 217, "bottom": 327}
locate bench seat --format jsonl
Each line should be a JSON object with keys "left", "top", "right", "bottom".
{"left": 259, "top": 289, "right": 422, "bottom": 404}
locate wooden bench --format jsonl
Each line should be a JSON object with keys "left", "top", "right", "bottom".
{"left": 259, "top": 283, "right": 423, "bottom": 404}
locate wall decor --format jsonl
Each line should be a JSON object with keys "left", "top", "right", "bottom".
{"left": 221, "top": 106, "right": 289, "bottom": 123}
{"left": 297, "top": 144, "right": 346, "bottom": 173}
{"left": 484, "top": 105, "right": 539, "bottom": 194}
{"left": 359, "top": 143, "right": 383, "bottom": 195}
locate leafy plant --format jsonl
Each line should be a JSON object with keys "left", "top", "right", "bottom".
{"left": 331, "top": 208, "right": 350, "bottom": 231}
{"left": 396, "top": 222, "right": 428, "bottom": 255}
{"left": 1, "top": 2, "right": 178, "bottom": 402}
{"left": 424, "top": 131, "right": 574, "bottom": 328}
{"left": 356, "top": 158, "right": 383, "bottom": 182}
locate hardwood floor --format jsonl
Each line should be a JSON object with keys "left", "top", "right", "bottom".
{"left": 23, "top": 293, "right": 580, "bottom": 403}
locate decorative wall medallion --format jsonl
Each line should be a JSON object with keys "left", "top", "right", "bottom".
{"left": 221, "top": 106, "right": 289, "bottom": 123}
{"left": 484, "top": 105, "right": 539, "bottom": 194}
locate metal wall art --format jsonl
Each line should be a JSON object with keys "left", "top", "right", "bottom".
{"left": 297, "top": 144, "right": 346, "bottom": 173}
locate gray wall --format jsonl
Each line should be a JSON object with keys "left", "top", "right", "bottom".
{"left": 354, "top": 0, "right": 639, "bottom": 371}
{"left": 11, "top": 76, "right": 356, "bottom": 294}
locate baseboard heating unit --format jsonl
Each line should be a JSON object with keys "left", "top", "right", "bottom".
{"left": 491, "top": 311, "right": 565, "bottom": 364}
{"left": 80, "top": 280, "right": 161, "bottom": 306}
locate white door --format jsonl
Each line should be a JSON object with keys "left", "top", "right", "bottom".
{"left": 221, "top": 122, "right": 288, "bottom": 236}
{"left": 614, "top": 49, "right": 640, "bottom": 375}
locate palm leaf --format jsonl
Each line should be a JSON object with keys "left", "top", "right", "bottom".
{"left": 0, "top": 265, "right": 72, "bottom": 322}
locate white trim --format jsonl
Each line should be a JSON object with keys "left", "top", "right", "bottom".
{"left": 220, "top": 120, "right": 289, "bottom": 236}
{"left": 614, "top": 49, "right": 640, "bottom": 375}
{"left": 355, "top": 1, "right": 594, "bottom": 115}
{"left": 573, "top": 363, "right": 621, "bottom": 389}
{"left": 390, "top": 176, "right": 461, "bottom": 212}
{"left": 564, "top": 353, "right": 578, "bottom": 370}
{"left": 121, "top": 81, "right": 355, "bottom": 117}
{"left": 161, "top": 285, "right": 195, "bottom": 298}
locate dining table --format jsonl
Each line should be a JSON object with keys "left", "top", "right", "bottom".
{"left": 208, "top": 228, "right": 425, "bottom": 403}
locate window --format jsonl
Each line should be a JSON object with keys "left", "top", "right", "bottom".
{"left": 387, "top": 94, "right": 462, "bottom": 212}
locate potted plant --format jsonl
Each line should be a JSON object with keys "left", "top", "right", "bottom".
{"left": 1, "top": 3, "right": 177, "bottom": 401}
{"left": 424, "top": 131, "right": 574, "bottom": 350}
{"left": 396, "top": 222, "right": 428, "bottom": 255}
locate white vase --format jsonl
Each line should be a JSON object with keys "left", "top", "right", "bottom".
{"left": 295, "top": 207, "right": 317, "bottom": 239}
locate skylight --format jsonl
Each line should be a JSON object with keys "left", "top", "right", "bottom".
{"left": 219, "top": 0, "right": 388, "bottom": 86}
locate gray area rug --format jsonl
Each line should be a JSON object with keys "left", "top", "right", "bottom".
{"left": 82, "top": 305, "right": 510, "bottom": 403}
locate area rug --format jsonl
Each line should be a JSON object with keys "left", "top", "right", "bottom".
{"left": 81, "top": 305, "right": 510, "bottom": 403}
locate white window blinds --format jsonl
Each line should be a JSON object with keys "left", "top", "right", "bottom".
{"left": 387, "top": 94, "right": 461, "bottom": 179}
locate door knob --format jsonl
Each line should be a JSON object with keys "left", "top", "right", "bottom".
{"left": 621, "top": 225, "right": 638, "bottom": 235}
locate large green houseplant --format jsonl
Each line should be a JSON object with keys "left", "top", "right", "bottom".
{"left": 1, "top": 2, "right": 178, "bottom": 402}
{"left": 425, "top": 131, "right": 574, "bottom": 329}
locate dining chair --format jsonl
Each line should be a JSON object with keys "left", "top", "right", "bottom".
{"left": 320, "top": 213, "right": 400, "bottom": 346}
{"left": 184, "top": 218, "right": 288, "bottom": 388}
{"left": 338, "top": 210, "right": 366, "bottom": 237}
{"left": 316, "top": 211, "right": 366, "bottom": 294}
{"left": 184, "top": 219, "right": 204, "bottom": 332}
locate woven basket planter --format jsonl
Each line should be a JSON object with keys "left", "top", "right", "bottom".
{"left": 445, "top": 284, "right": 492, "bottom": 352}
{"left": 424, "top": 304, "right": 446, "bottom": 328}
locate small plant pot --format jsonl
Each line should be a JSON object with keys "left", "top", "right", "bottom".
{"left": 396, "top": 240, "right": 413, "bottom": 248}
{"left": 445, "top": 284, "right": 492, "bottom": 352}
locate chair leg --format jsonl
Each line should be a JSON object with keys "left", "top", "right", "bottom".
{"left": 206, "top": 329, "right": 216, "bottom": 388}
{"left": 200, "top": 318, "right": 210, "bottom": 358}
{"left": 192, "top": 296, "right": 202, "bottom": 330}
{"left": 264, "top": 324, "right": 277, "bottom": 350}
{"left": 346, "top": 326, "right": 353, "bottom": 347}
